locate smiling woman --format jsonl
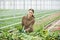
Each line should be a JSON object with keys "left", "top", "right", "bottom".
{"left": 22, "top": 9, "right": 35, "bottom": 33}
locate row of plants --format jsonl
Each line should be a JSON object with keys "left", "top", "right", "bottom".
{"left": 33, "top": 12, "right": 60, "bottom": 31}
{"left": 0, "top": 25, "right": 60, "bottom": 40}
{"left": 0, "top": 18, "right": 60, "bottom": 40}
{"left": 0, "top": 10, "right": 60, "bottom": 40}
{"left": 0, "top": 10, "right": 56, "bottom": 28}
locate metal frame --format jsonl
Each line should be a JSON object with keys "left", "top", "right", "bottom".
{"left": 0, "top": 0, "right": 60, "bottom": 10}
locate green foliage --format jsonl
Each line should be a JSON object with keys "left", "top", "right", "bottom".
{"left": 0, "top": 10, "right": 60, "bottom": 40}
{"left": 0, "top": 25, "right": 60, "bottom": 40}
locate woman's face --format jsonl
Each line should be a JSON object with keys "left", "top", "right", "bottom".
{"left": 28, "top": 10, "right": 33, "bottom": 16}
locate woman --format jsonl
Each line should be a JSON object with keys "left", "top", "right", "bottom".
{"left": 22, "top": 9, "right": 35, "bottom": 33}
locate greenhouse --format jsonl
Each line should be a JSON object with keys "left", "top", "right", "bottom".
{"left": 0, "top": 0, "right": 60, "bottom": 40}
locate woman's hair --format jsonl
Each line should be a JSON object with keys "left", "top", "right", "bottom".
{"left": 28, "top": 9, "right": 34, "bottom": 13}
{"left": 28, "top": 9, "right": 35, "bottom": 18}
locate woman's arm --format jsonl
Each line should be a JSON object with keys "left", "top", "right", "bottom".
{"left": 27, "top": 18, "right": 35, "bottom": 26}
{"left": 22, "top": 16, "right": 35, "bottom": 27}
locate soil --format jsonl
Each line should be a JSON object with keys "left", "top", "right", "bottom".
{"left": 45, "top": 20, "right": 60, "bottom": 32}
